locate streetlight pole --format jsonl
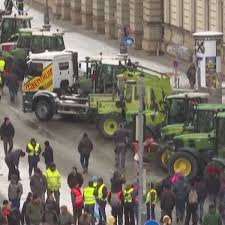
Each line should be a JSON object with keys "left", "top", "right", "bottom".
{"left": 137, "top": 79, "right": 145, "bottom": 225}
{"left": 43, "top": 0, "right": 51, "bottom": 31}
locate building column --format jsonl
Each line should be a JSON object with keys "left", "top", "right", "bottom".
{"left": 129, "top": 0, "right": 143, "bottom": 50}
{"left": 116, "top": 0, "right": 130, "bottom": 40}
{"left": 142, "top": 0, "right": 163, "bottom": 53}
{"left": 61, "top": 0, "right": 71, "bottom": 20}
{"left": 81, "top": 0, "right": 93, "bottom": 29}
{"left": 105, "top": 0, "right": 117, "bottom": 39}
{"left": 196, "top": 0, "right": 209, "bottom": 31}
{"left": 93, "top": 0, "right": 105, "bottom": 34}
{"left": 52, "top": 0, "right": 62, "bottom": 19}
{"left": 71, "top": 0, "right": 82, "bottom": 25}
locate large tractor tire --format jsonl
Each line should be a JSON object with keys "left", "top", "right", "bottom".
{"left": 98, "top": 114, "right": 123, "bottom": 139}
{"left": 168, "top": 151, "right": 198, "bottom": 180}
{"left": 34, "top": 100, "right": 53, "bottom": 121}
{"left": 156, "top": 145, "right": 172, "bottom": 171}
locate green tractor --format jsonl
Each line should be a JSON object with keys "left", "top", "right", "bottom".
{"left": 156, "top": 92, "right": 209, "bottom": 170}
{"left": 168, "top": 104, "right": 225, "bottom": 179}
{"left": 96, "top": 69, "right": 172, "bottom": 138}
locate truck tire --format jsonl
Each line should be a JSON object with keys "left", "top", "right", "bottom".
{"left": 168, "top": 151, "right": 198, "bottom": 180}
{"left": 35, "top": 100, "right": 53, "bottom": 121}
{"left": 98, "top": 114, "right": 123, "bottom": 139}
{"left": 156, "top": 145, "right": 171, "bottom": 171}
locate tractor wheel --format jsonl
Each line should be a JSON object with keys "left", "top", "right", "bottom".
{"left": 35, "top": 100, "right": 53, "bottom": 121}
{"left": 156, "top": 146, "right": 171, "bottom": 171}
{"left": 98, "top": 114, "right": 123, "bottom": 138}
{"left": 168, "top": 151, "right": 198, "bottom": 180}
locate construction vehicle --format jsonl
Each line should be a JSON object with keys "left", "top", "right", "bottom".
{"left": 0, "top": 14, "right": 32, "bottom": 50}
{"left": 156, "top": 92, "right": 209, "bottom": 170}
{"left": 167, "top": 104, "right": 225, "bottom": 179}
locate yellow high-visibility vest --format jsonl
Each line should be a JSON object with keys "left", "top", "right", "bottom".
{"left": 145, "top": 189, "right": 157, "bottom": 204}
{"left": 27, "top": 143, "right": 40, "bottom": 156}
{"left": 44, "top": 168, "right": 61, "bottom": 191}
{"left": 123, "top": 188, "right": 134, "bottom": 203}
{"left": 0, "top": 60, "right": 5, "bottom": 72}
{"left": 84, "top": 186, "right": 95, "bottom": 205}
{"left": 98, "top": 184, "right": 107, "bottom": 201}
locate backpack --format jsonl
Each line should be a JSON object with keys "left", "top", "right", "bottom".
{"left": 110, "top": 192, "right": 121, "bottom": 207}
{"left": 188, "top": 189, "right": 198, "bottom": 204}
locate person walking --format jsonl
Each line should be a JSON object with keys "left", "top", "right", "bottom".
{"left": 78, "top": 133, "right": 93, "bottom": 174}
{"left": 42, "top": 140, "right": 54, "bottom": 168}
{"left": 8, "top": 174, "right": 23, "bottom": 209}
{"left": 59, "top": 206, "right": 74, "bottom": 225}
{"left": 44, "top": 163, "right": 61, "bottom": 206}
{"left": 184, "top": 181, "right": 199, "bottom": 225}
{"left": 196, "top": 177, "right": 207, "bottom": 223}
{"left": 26, "top": 194, "right": 43, "bottom": 225}
{"left": 145, "top": 183, "right": 158, "bottom": 220}
{"left": 203, "top": 204, "right": 222, "bottom": 225}
{"left": 0, "top": 117, "right": 15, "bottom": 155}
{"left": 30, "top": 168, "right": 47, "bottom": 204}
{"left": 8, "top": 205, "right": 21, "bottom": 225}
{"left": 5, "top": 149, "right": 25, "bottom": 180}
{"left": 173, "top": 176, "right": 188, "bottom": 223}
{"left": 26, "top": 138, "right": 41, "bottom": 177}
{"left": 109, "top": 171, "right": 125, "bottom": 225}
{"left": 67, "top": 167, "right": 83, "bottom": 189}
{"left": 123, "top": 184, "right": 135, "bottom": 225}
{"left": 160, "top": 183, "right": 176, "bottom": 221}
{"left": 83, "top": 181, "right": 96, "bottom": 225}
{"left": 43, "top": 194, "right": 60, "bottom": 225}
{"left": 21, "top": 192, "right": 33, "bottom": 225}
{"left": 113, "top": 124, "right": 129, "bottom": 170}
{"left": 71, "top": 183, "right": 83, "bottom": 225}
{"left": 95, "top": 178, "right": 108, "bottom": 225}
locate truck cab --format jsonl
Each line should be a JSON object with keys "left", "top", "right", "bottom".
{"left": 22, "top": 51, "right": 78, "bottom": 113}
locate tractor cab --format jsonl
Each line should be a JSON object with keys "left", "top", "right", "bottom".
{"left": 169, "top": 104, "right": 225, "bottom": 179}
{"left": 0, "top": 14, "right": 32, "bottom": 50}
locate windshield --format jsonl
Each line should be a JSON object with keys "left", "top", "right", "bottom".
{"left": 167, "top": 99, "right": 186, "bottom": 124}
{"left": 195, "top": 110, "right": 215, "bottom": 132}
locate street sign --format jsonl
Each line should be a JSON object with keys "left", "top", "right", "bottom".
{"left": 123, "top": 36, "right": 135, "bottom": 48}
{"left": 144, "top": 219, "right": 160, "bottom": 225}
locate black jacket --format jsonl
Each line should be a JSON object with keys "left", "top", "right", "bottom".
{"left": 42, "top": 146, "right": 54, "bottom": 165}
{"left": 67, "top": 172, "right": 83, "bottom": 188}
{"left": 110, "top": 176, "right": 126, "bottom": 193}
{"left": 0, "top": 122, "right": 15, "bottom": 138}
{"left": 78, "top": 136, "right": 93, "bottom": 155}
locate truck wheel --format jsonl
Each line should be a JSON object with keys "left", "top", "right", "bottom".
{"left": 168, "top": 151, "right": 198, "bottom": 179}
{"left": 156, "top": 146, "right": 171, "bottom": 171}
{"left": 35, "top": 100, "right": 53, "bottom": 121}
{"left": 98, "top": 114, "right": 123, "bottom": 138}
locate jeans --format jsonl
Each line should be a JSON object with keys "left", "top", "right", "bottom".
{"left": 2, "top": 136, "right": 13, "bottom": 155}
{"left": 115, "top": 144, "right": 126, "bottom": 169}
{"left": 124, "top": 203, "right": 135, "bottom": 225}
{"left": 73, "top": 208, "right": 82, "bottom": 225}
{"left": 184, "top": 203, "right": 198, "bottom": 225}
{"left": 10, "top": 198, "right": 20, "bottom": 209}
{"left": 28, "top": 156, "right": 38, "bottom": 177}
{"left": 209, "top": 193, "right": 217, "bottom": 206}
{"left": 85, "top": 205, "right": 95, "bottom": 225}
{"left": 147, "top": 204, "right": 155, "bottom": 220}
{"left": 176, "top": 199, "right": 186, "bottom": 222}
{"left": 199, "top": 199, "right": 205, "bottom": 221}
{"left": 47, "top": 189, "right": 60, "bottom": 206}
{"left": 111, "top": 205, "right": 123, "bottom": 225}
{"left": 5, "top": 159, "right": 19, "bottom": 180}
{"left": 98, "top": 201, "right": 107, "bottom": 224}
{"left": 80, "top": 154, "right": 90, "bottom": 169}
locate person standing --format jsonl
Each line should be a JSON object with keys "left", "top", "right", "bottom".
{"left": 8, "top": 174, "right": 23, "bottom": 209}
{"left": 59, "top": 206, "right": 74, "bottom": 225}
{"left": 42, "top": 140, "right": 54, "bottom": 168}
{"left": 95, "top": 178, "right": 108, "bottom": 225}
{"left": 109, "top": 171, "right": 125, "bottom": 225}
{"left": 145, "top": 183, "right": 158, "bottom": 220}
{"left": 30, "top": 168, "right": 47, "bottom": 204}
{"left": 203, "top": 204, "right": 222, "bottom": 225}
{"left": 67, "top": 167, "right": 83, "bottom": 189}
{"left": 26, "top": 138, "right": 41, "bottom": 177}
{"left": 173, "top": 176, "right": 188, "bottom": 223}
{"left": 21, "top": 192, "right": 33, "bottom": 225}
{"left": 123, "top": 184, "right": 135, "bottom": 225}
{"left": 78, "top": 133, "right": 93, "bottom": 174}
{"left": 184, "top": 181, "right": 199, "bottom": 225}
{"left": 5, "top": 149, "right": 25, "bottom": 180}
{"left": 160, "top": 183, "right": 176, "bottom": 221}
{"left": 44, "top": 163, "right": 61, "bottom": 206}
{"left": 113, "top": 124, "right": 129, "bottom": 170}
{"left": 0, "top": 117, "right": 15, "bottom": 155}
{"left": 83, "top": 181, "right": 96, "bottom": 225}
{"left": 71, "top": 183, "right": 83, "bottom": 225}
{"left": 26, "top": 194, "right": 43, "bottom": 225}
